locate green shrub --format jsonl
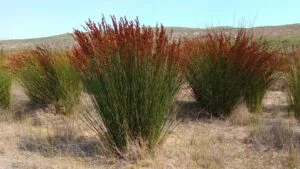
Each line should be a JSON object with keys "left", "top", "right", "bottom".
{"left": 183, "top": 29, "right": 281, "bottom": 116}
{"left": 10, "top": 48, "right": 81, "bottom": 115}
{"left": 0, "top": 50, "right": 11, "bottom": 109}
{"left": 71, "top": 16, "right": 182, "bottom": 156}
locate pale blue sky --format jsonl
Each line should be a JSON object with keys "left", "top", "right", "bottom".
{"left": 1, "top": 0, "right": 299, "bottom": 40}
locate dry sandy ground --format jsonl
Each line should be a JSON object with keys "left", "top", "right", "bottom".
{"left": 0, "top": 84, "right": 299, "bottom": 169}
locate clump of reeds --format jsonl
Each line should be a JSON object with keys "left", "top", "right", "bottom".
{"left": 182, "top": 29, "right": 281, "bottom": 116}
{"left": 8, "top": 47, "right": 81, "bottom": 115}
{"left": 71, "top": 16, "right": 182, "bottom": 157}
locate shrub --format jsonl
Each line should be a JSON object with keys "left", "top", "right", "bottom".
{"left": 8, "top": 47, "right": 81, "bottom": 115}
{"left": 71, "top": 16, "right": 182, "bottom": 156}
{"left": 287, "top": 47, "right": 300, "bottom": 119}
{"left": 183, "top": 29, "right": 281, "bottom": 116}
{"left": 0, "top": 50, "right": 12, "bottom": 109}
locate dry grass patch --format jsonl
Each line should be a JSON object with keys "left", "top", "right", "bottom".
{"left": 188, "top": 135, "right": 225, "bottom": 169}
{"left": 246, "top": 120, "right": 300, "bottom": 151}
{"left": 0, "top": 111, "right": 114, "bottom": 169}
{"left": 1, "top": 109, "right": 299, "bottom": 169}
{"left": 1, "top": 84, "right": 299, "bottom": 168}
{"left": 229, "top": 103, "right": 253, "bottom": 125}
{"left": 19, "top": 119, "right": 102, "bottom": 158}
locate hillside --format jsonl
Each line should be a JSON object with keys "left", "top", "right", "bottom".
{"left": 1, "top": 24, "right": 300, "bottom": 51}
{"left": 0, "top": 33, "right": 74, "bottom": 51}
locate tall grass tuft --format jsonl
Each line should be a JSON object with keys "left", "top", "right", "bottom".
{"left": 71, "top": 16, "right": 182, "bottom": 156}
{"left": 0, "top": 50, "right": 12, "bottom": 109}
{"left": 8, "top": 47, "right": 81, "bottom": 115}
{"left": 287, "top": 47, "right": 300, "bottom": 120}
{"left": 183, "top": 29, "right": 281, "bottom": 116}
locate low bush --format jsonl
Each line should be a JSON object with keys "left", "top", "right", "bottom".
{"left": 8, "top": 48, "right": 81, "bottom": 115}
{"left": 183, "top": 29, "right": 281, "bottom": 116}
{"left": 0, "top": 50, "right": 12, "bottom": 109}
{"left": 71, "top": 16, "right": 182, "bottom": 156}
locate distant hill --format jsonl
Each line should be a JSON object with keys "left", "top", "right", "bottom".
{"left": 1, "top": 24, "right": 300, "bottom": 51}
{"left": 0, "top": 33, "right": 75, "bottom": 51}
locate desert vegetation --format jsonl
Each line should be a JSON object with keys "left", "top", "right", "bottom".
{"left": 0, "top": 16, "right": 299, "bottom": 169}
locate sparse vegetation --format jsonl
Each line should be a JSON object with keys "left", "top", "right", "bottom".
{"left": 8, "top": 47, "right": 81, "bottom": 115}
{"left": 71, "top": 16, "right": 182, "bottom": 156}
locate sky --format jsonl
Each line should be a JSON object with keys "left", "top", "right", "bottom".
{"left": 1, "top": 0, "right": 299, "bottom": 40}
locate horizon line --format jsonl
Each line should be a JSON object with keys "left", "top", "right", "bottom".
{"left": 1, "top": 23, "right": 300, "bottom": 41}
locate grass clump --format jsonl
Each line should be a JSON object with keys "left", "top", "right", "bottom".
{"left": 183, "top": 29, "right": 281, "bottom": 116}
{"left": 71, "top": 16, "right": 182, "bottom": 156}
{"left": 0, "top": 50, "right": 12, "bottom": 109}
{"left": 8, "top": 47, "right": 81, "bottom": 115}
{"left": 287, "top": 47, "right": 300, "bottom": 120}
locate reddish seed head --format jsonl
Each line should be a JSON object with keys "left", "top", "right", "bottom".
{"left": 6, "top": 50, "right": 34, "bottom": 73}
{"left": 7, "top": 47, "right": 55, "bottom": 74}
{"left": 71, "top": 16, "right": 182, "bottom": 71}
{"left": 182, "top": 29, "right": 282, "bottom": 77}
